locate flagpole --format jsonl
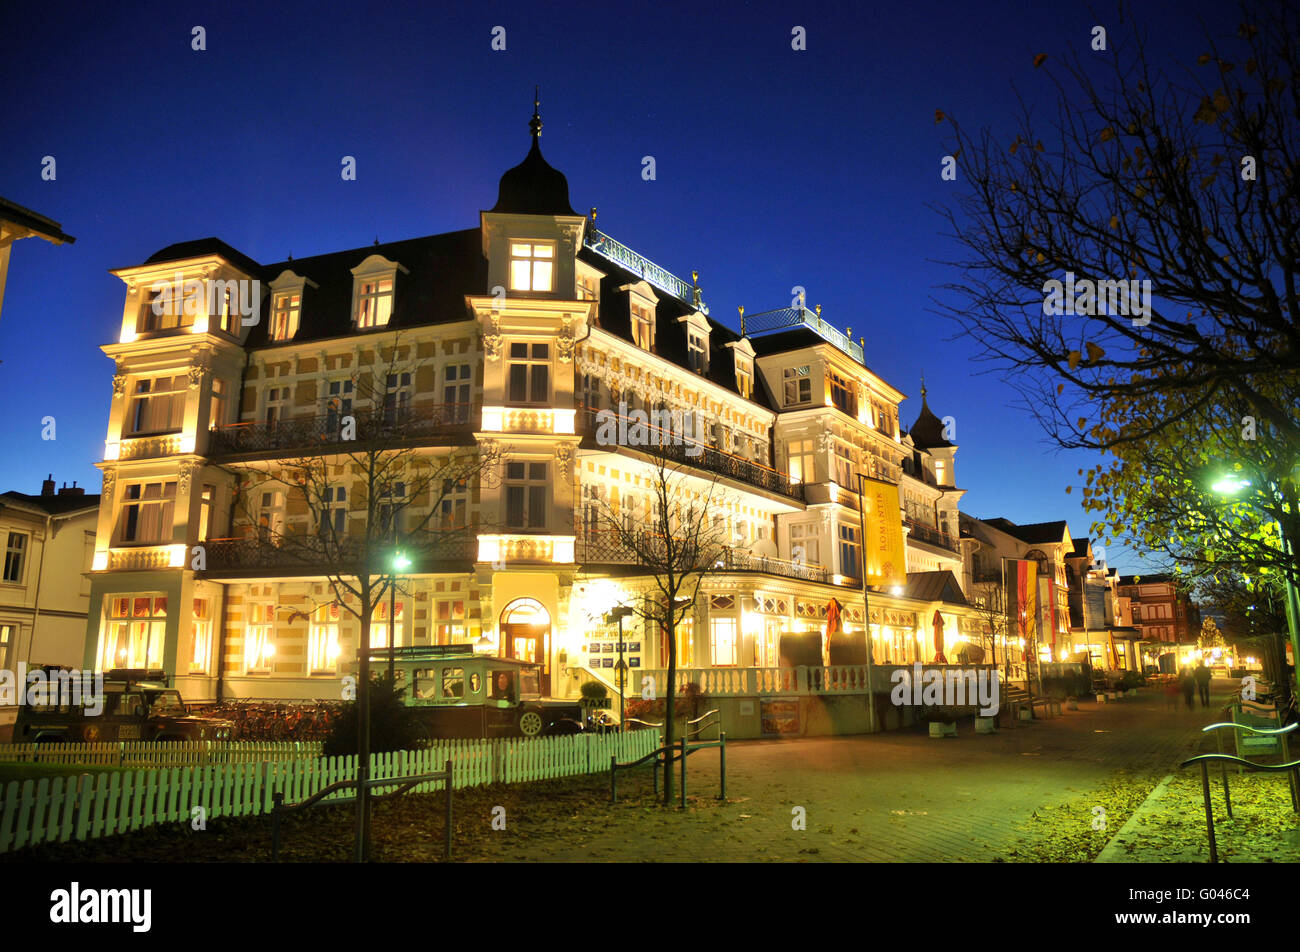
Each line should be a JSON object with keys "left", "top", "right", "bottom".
{"left": 855, "top": 473, "right": 876, "bottom": 734}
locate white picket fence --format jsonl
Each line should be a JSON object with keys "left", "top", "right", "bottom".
{"left": 0, "top": 729, "right": 660, "bottom": 854}
{"left": 0, "top": 740, "right": 323, "bottom": 767}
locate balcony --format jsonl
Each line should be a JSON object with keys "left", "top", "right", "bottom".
{"left": 903, "top": 518, "right": 959, "bottom": 554}
{"left": 575, "top": 531, "right": 829, "bottom": 584}
{"left": 198, "top": 529, "right": 476, "bottom": 576}
{"left": 112, "top": 432, "right": 186, "bottom": 461}
{"left": 207, "top": 404, "right": 474, "bottom": 458}
{"left": 576, "top": 406, "right": 802, "bottom": 501}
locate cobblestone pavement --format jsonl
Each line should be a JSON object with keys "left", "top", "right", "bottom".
{"left": 476, "top": 683, "right": 1225, "bottom": 862}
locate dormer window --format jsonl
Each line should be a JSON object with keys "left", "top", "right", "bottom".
{"left": 509, "top": 241, "right": 554, "bottom": 292}
{"left": 688, "top": 330, "right": 708, "bottom": 374}
{"left": 736, "top": 361, "right": 753, "bottom": 399}
{"left": 632, "top": 303, "right": 655, "bottom": 350}
{"left": 270, "top": 292, "right": 301, "bottom": 341}
{"left": 349, "top": 255, "right": 407, "bottom": 330}
{"left": 355, "top": 278, "right": 393, "bottom": 328}
{"left": 783, "top": 366, "right": 812, "bottom": 406}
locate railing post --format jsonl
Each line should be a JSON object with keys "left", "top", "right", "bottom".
{"left": 443, "top": 760, "right": 453, "bottom": 862}
{"left": 1214, "top": 730, "right": 1232, "bottom": 819}
{"left": 270, "top": 792, "right": 284, "bottom": 862}
{"left": 679, "top": 735, "right": 687, "bottom": 809}
{"left": 1198, "top": 761, "right": 1218, "bottom": 864}
{"left": 719, "top": 732, "right": 727, "bottom": 801}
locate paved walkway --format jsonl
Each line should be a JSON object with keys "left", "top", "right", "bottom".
{"left": 473, "top": 683, "right": 1225, "bottom": 862}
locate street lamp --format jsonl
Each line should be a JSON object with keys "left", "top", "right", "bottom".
{"left": 1209, "top": 474, "right": 1300, "bottom": 692}
{"left": 388, "top": 549, "right": 411, "bottom": 682}
{"left": 605, "top": 606, "right": 634, "bottom": 730}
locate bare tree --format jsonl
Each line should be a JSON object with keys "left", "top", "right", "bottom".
{"left": 582, "top": 451, "right": 730, "bottom": 806}
{"left": 222, "top": 339, "right": 502, "bottom": 858}
{"left": 935, "top": 1, "right": 1300, "bottom": 452}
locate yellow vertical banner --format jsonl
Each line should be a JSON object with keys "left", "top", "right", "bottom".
{"left": 860, "top": 476, "right": 907, "bottom": 587}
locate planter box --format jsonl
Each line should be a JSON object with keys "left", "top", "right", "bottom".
{"left": 975, "top": 716, "right": 997, "bottom": 734}
{"left": 928, "top": 721, "right": 957, "bottom": 738}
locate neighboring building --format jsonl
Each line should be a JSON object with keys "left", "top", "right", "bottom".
{"left": 0, "top": 196, "right": 75, "bottom": 326}
{"left": 1063, "top": 538, "right": 1140, "bottom": 671}
{"left": 82, "top": 103, "right": 990, "bottom": 705}
{"left": 0, "top": 477, "right": 100, "bottom": 730}
{"left": 1116, "top": 573, "right": 1202, "bottom": 669}
{"left": 959, "top": 515, "right": 1073, "bottom": 678}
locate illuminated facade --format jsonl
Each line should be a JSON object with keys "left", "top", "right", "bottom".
{"left": 83, "top": 105, "right": 987, "bottom": 705}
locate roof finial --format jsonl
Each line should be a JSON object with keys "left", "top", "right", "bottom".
{"left": 920, "top": 372, "right": 928, "bottom": 399}
{"left": 529, "top": 86, "right": 542, "bottom": 140}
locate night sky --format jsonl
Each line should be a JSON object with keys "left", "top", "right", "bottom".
{"left": 0, "top": 0, "right": 1232, "bottom": 572}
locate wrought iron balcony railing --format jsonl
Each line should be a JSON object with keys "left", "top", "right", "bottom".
{"left": 199, "top": 529, "right": 476, "bottom": 574}
{"left": 575, "top": 531, "right": 829, "bottom": 584}
{"left": 903, "top": 518, "right": 959, "bottom": 553}
{"left": 576, "top": 406, "right": 802, "bottom": 501}
{"left": 207, "top": 403, "right": 474, "bottom": 457}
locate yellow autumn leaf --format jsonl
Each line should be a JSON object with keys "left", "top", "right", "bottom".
{"left": 1036, "top": 252, "right": 1044, "bottom": 263}
{"left": 1086, "top": 342, "right": 1105, "bottom": 363}
{"left": 1067, "top": 351, "right": 1082, "bottom": 370}
{"left": 935, "top": 109, "right": 945, "bottom": 124}
{"left": 1034, "top": 53, "right": 1048, "bottom": 68}
{"left": 1100, "top": 126, "right": 1115, "bottom": 142}
{"left": 1109, "top": 215, "right": 1119, "bottom": 230}
{"left": 1197, "top": 53, "right": 1211, "bottom": 65}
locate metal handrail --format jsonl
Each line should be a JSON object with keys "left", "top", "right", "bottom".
{"left": 270, "top": 761, "right": 453, "bottom": 862}
{"left": 685, "top": 709, "right": 720, "bottom": 739}
{"left": 610, "top": 732, "right": 726, "bottom": 807}
{"left": 1180, "top": 753, "right": 1300, "bottom": 863}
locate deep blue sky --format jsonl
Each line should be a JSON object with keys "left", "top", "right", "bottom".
{"left": 0, "top": 0, "right": 1232, "bottom": 572}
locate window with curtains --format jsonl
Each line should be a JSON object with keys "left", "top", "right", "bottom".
{"left": 710, "top": 617, "right": 738, "bottom": 666}
{"left": 434, "top": 598, "right": 465, "bottom": 643}
{"left": 504, "top": 461, "right": 547, "bottom": 530}
{"left": 687, "top": 330, "right": 708, "bottom": 373}
{"left": 245, "top": 602, "right": 275, "bottom": 673}
{"left": 783, "top": 365, "right": 811, "bottom": 406}
{"left": 0, "top": 623, "right": 14, "bottom": 671}
{"left": 632, "top": 303, "right": 655, "bottom": 350}
{"left": 437, "top": 477, "right": 469, "bottom": 530}
{"left": 270, "top": 291, "right": 301, "bottom": 341}
{"left": 354, "top": 277, "right": 394, "bottom": 329}
{"left": 117, "top": 481, "right": 177, "bottom": 545}
{"left": 506, "top": 342, "right": 550, "bottom": 405}
{"left": 787, "top": 439, "right": 816, "bottom": 484}
{"left": 256, "top": 490, "right": 285, "bottom": 543}
{"left": 829, "top": 371, "right": 856, "bottom": 415}
{"left": 190, "top": 597, "right": 212, "bottom": 673}
{"left": 127, "top": 375, "right": 187, "bottom": 434}
{"left": 834, "top": 443, "right": 855, "bottom": 487}
{"left": 208, "top": 377, "right": 227, "bottom": 429}
{"left": 370, "top": 599, "right": 405, "bottom": 649}
{"left": 140, "top": 285, "right": 198, "bottom": 332}
{"left": 99, "top": 595, "right": 167, "bottom": 670}
{"left": 310, "top": 603, "right": 342, "bottom": 673}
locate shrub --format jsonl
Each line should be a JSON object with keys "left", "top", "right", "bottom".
{"left": 580, "top": 680, "right": 610, "bottom": 706}
{"left": 323, "top": 672, "right": 426, "bottom": 757}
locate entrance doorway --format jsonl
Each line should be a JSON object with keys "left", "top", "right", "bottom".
{"left": 500, "top": 598, "right": 552, "bottom": 696}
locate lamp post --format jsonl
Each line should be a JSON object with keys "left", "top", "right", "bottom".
{"left": 1210, "top": 475, "right": 1300, "bottom": 692}
{"left": 854, "top": 473, "right": 877, "bottom": 733}
{"left": 388, "top": 549, "right": 411, "bottom": 683}
{"left": 605, "top": 606, "right": 634, "bottom": 729}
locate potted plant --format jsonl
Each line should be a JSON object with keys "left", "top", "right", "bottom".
{"left": 579, "top": 680, "right": 610, "bottom": 708}
{"left": 975, "top": 711, "right": 997, "bottom": 734}
{"left": 923, "top": 705, "right": 958, "bottom": 738}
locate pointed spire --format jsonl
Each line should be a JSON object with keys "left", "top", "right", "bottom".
{"left": 529, "top": 85, "right": 542, "bottom": 140}
{"left": 920, "top": 372, "right": 928, "bottom": 400}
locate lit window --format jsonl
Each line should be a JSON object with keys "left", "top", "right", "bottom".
{"left": 509, "top": 242, "right": 554, "bottom": 292}
{"left": 507, "top": 342, "right": 550, "bottom": 405}
{"left": 505, "top": 461, "right": 548, "bottom": 530}
{"left": 688, "top": 330, "right": 708, "bottom": 373}
{"left": 783, "top": 366, "right": 811, "bottom": 406}
{"left": 128, "top": 375, "right": 186, "bottom": 434}
{"left": 310, "top": 603, "right": 343, "bottom": 673}
{"left": 442, "top": 666, "right": 465, "bottom": 699}
{"left": 434, "top": 599, "right": 466, "bottom": 643}
{"left": 577, "top": 273, "right": 599, "bottom": 302}
{"left": 369, "top": 599, "right": 404, "bottom": 650}
{"left": 443, "top": 364, "right": 471, "bottom": 423}
{"left": 790, "top": 522, "right": 820, "bottom": 567}
{"left": 141, "top": 284, "right": 199, "bottom": 332}
{"left": 270, "top": 292, "right": 301, "bottom": 340}
{"left": 438, "top": 478, "right": 469, "bottom": 530}
{"left": 0, "top": 624, "right": 12, "bottom": 671}
{"left": 710, "top": 617, "right": 738, "bottom": 666}
{"left": 99, "top": 594, "right": 167, "bottom": 670}
{"left": 190, "top": 598, "right": 212, "bottom": 673}
{"left": 245, "top": 602, "right": 275, "bottom": 673}
{"left": 208, "top": 377, "right": 227, "bottom": 429}
{"left": 735, "top": 361, "right": 753, "bottom": 399}
{"left": 632, "top": 303, "right": 655, "bottom": 350}
{"left": 830, "top": 371, "right": 856, "bottom": 415}
{"left": 355, "top": 278, "right": 394, "bottom": 328}
{"left": 787, "top": 439, "right": 816, "bottom": 484}
{"left": 118, "top": 482, "right": 177, "bottom": 544}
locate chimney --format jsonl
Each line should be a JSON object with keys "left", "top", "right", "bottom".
{"left": 57, "top": 481, "right": 84, "bottom": 497}
{"left": 41, "top": 474, "right": 55, "bottom": 496}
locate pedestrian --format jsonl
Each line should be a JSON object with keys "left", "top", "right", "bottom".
{"left": 1194, "top": 660, "right": 1212, "bottom": 708}
{"left": 1162, "top": 675, "right": 1180, "bottom": 711}
{"left": 1180, "top": 667, "right": 1195, "bottom": 710}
